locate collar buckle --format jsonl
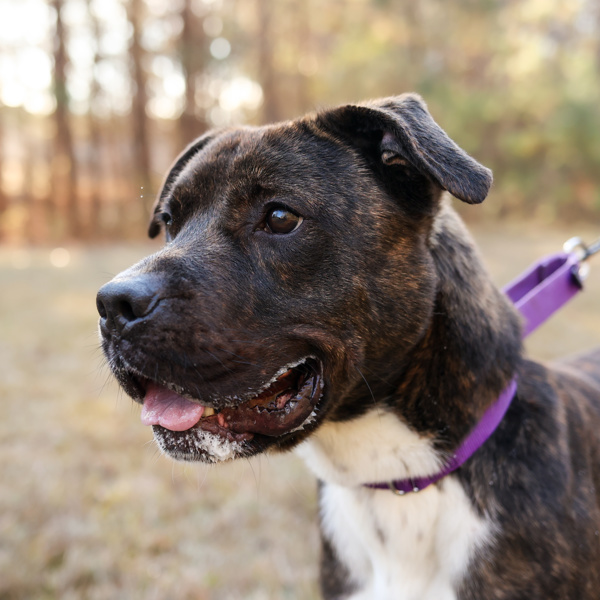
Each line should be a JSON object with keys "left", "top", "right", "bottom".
{"left": 387, "top": 480, "right": 421, "bottom": 495}
{"left": 388, "top": 481, "right": 405, "bottom": 495}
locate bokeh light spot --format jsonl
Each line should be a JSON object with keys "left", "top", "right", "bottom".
{"left": 50, "top": 248, "right": 71, "bottom": 268}
{"left": 210, "top": 37, "right": 231, "bottom": 60}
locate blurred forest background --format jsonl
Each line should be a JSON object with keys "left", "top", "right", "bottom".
{"left": 1, "top": 0, "right": 600, "bottom": 245}
{"left": 2, "top": 1, "right": 600, "bottom": 599}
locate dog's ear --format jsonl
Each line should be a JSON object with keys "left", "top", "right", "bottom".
{"left": 148, "top": 131, "right": 219, "bottom": 238}
{"left": 316, "top": 93, "right": 492, "bottom": 205}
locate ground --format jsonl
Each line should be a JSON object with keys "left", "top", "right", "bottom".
{"left": 1, "top": 222, "right": 599, "bottom": 600}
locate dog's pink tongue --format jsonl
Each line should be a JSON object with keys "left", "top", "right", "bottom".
{"left": 141, "top": 383, "right": 204, "bottom": 431}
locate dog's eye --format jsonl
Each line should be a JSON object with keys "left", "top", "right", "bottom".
{"left": 265, "top": 207, "right": 303, "bottom": 234}
{"left": 159, "top": 211, "right": 173, "bottom": 227}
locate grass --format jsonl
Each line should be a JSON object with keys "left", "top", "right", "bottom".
{"left": 0, "top": 223, "right": 599, "bottom": 600}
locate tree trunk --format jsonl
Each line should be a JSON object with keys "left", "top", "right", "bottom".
{"left": 0, "top": 111, "right": 6, "bottom": 218}
{"left": 179, "top": 0, "right": 208, "bottom": 147}
{"left": 128, "top": 0, "right": 153, "bottom": 222}
{"left": 85, "top": 0, "right": 103, "bottom": 239}
{"left": 256, "top": 0, "right": 281, "bottom": 123}
{"left": 295, "top": 0, "right": 312, "bottom": 114}
{"left": 51, "top": 0, "right": 79, "bottom": 238}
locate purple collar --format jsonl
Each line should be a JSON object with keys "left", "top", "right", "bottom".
{"left": 365, "top": 378, "right": 517, "bottom": 494}
{"left": 365, "top": 249, "right": 586, "bottom": 495}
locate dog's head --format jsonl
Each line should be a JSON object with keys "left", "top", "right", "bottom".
{"left": 97, "top": 94, "right": 492, "bottom": 463}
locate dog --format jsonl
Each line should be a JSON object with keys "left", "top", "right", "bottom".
{"left": 97, "top": 94, "right": 600, "bottom": 599}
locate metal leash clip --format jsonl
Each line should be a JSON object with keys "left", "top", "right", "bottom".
{"left": 563, "top": 236, "right": 599, "bottom": 286}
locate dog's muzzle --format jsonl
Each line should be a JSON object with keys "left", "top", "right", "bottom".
{"left": 96, "top": 274, "right": 325, "bottom": 452}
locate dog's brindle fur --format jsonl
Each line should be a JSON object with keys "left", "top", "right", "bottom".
{"left": 97, "top": 94, "right": 600, "bottom": 599}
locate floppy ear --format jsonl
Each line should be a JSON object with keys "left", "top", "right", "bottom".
{"left": 148, "top": 131, "right": 219, "bottom": 238}
{"left": 316, "top": 93, "right": 492, "bottom": 205}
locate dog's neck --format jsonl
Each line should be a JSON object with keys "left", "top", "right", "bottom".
{"left": 298, "top": 200, "right": 522, "bottom": 489}
{"left": 317, "top": 200, "right": 522, "bottom": 463}
{"left": 390, "top": 202, "right": 522, "bottom": 452}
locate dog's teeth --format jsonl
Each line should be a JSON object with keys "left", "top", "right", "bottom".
{"left": 203, "top": 407, "right": 215, "bottom": 417}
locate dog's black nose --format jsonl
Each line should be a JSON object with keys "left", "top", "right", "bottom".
{"left": 96, "top": 275, "right": 162, "bottom": 333}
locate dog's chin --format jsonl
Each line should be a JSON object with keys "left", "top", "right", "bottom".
{"left": 113, "top": 357, "right": 326, "bottom": 463}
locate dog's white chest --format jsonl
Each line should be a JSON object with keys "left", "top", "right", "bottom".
{"left": 296, "top": 409, "right": 493, "bottom": 600}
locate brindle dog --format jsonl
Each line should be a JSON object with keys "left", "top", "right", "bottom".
{"left": 97, "top": 94, "right": 600, "bottom": 599}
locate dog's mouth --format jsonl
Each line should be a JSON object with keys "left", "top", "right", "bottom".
{"left": 123, "top": 358, "right": 324, "bottom": 461}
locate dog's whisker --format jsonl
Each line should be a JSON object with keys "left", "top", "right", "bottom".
{"left": 354, "top": 366, "right": 377, "bottom": 406}
{"left": 187, "top": 364, "right": 222, "bottom": 395}
{"left": 202, "top": 349, "right": 234, "bottom": 374}
{"left": 228, "top": 338, "right": 268, "bottom": 346}
{"left": 195, "top": 465, "right": 210, "bottom": 493}
{"left": 213, "top": 346, "right": 262, "bottom": 367}
{"left": 150, "top": 445, "right": 163, "bottom": 465}
{"left": 358, "top": 364, "right": 399, "bottom": 387}
{"left": 230, "top": 359, "right": 261, "bottom": 367}
{"left": 245, "top": 457, "right": 261, "bottom": 498}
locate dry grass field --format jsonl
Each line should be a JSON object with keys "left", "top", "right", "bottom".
{"left": 1, "top": 222, "right": 599, "bottom": 600}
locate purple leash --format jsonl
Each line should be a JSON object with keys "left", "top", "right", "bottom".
{"left": 366, "top": 237, "right": 597, "bottom": 495}
{"left": 504, "top": 251, "right": 583, "bottom": 337}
